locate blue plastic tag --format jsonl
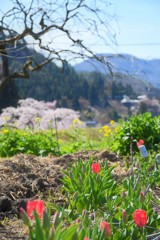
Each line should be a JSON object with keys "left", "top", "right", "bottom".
{"left": 139, "top": 145, "right": 148, "bottom": 158}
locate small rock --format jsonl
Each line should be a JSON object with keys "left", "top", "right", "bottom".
{"left": 0, "top": 196, "right": 12, "bottom": 212}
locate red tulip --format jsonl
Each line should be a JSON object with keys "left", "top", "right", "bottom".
{"left": 100, "top": 221, "right": 111, "bottom": 238}
{"left": 133, "top": 209, "right": 147, "bottom": 227}
{"left": 92, "top": 163, "right": 100, "bottom": 173}
{"left": 26, "top": 200, "right": 45, "bottom": 220}
{"left": 137, "top": 139, "right": 144, "bottom": 147}
{"left": 84, "top": 237, "right": 89, "bottom": 240}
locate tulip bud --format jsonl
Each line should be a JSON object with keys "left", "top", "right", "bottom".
{"left": 100, "top": 221, "right": 111, "bottom": 238}
{"left": 139, "top": 191, "right": 144, "bottom": 200}
{"left": 53, "top": 211, "right": 60, "bottom": 228}
{"left": 76, "top": 217, "right": 81, "bottom": 223}
{"left": 20, "top": 207, "right": 30, "bottom": 226}
{"left": 121, "top": 191, "right": 127, "bottom": 199}
{"left": 82, "top": 209, "right": 87, "bottom": 217}
{"left": 82, "top": 209, "right": 89, "bottom": 225}
{"left": 42, "top": 210, "right": 51, "bottom": 231}
{"left": 122, "top": 210, "right": 127, "bottom": 223}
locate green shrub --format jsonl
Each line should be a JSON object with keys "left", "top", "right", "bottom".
{"left": 0, "top": 128, "right": 59, "bottom": 157}
{"left": 111, "top": 112, "right": 160, "bottom": 155}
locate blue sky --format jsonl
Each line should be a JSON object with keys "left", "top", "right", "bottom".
{"left": 1, "top": 0, "right": 160, "bottom": 60}
{"left": 106, "top": 0, "right": 160, "bottom": 60}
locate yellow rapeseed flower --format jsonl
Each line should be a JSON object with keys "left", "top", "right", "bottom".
{"left": 99, "top": 129, "right": 103, "bottom": 133}
{"left": 102, "top": 125, "right": 110, "bottom": 132}
{"left": 35, "top": 117, "right": 41, "bottom": 123}
{"left": 73, "top": 118, "right": 83, "bottom": 125}
{"left": 73, "top": 118, "right": 79, "bottom": 124}
{"left": 104, "top": 128, "right": 112, "bottom": 137}
{"left": 99, "top": 125, "right": 110, "bottom": 136}
{"left": 115, "top": 126, "right": 121, "bottom": 133}
{"left": 110, "top": 120, "right": 115, "bottom": 125}
{"left": 2, "top": 129, "right": 9, "bottom": 134}
{"left": 4, "top": 116, "right": 10, "bottom": 121}
{"left": 79, "top": 120, "right": 83, "bottom": 125}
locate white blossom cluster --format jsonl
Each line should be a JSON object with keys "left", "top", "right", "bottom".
{"left": 0, "top": 98, "right": 83, "bottom": 130}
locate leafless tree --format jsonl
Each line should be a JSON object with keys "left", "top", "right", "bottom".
{"left": 0, "top": 0, "right": 116, "bottom": 90}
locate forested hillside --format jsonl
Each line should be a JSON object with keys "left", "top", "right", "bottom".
{"left": 1, "top": 47, "right": 159, "bottom": 119}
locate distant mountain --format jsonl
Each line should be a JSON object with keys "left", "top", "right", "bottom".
{"left": 74, "top": 54, "right": 160, "bottom": 89}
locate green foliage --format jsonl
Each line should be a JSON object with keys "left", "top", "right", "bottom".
{"left": 0, "top": 128, "right": 59, "bottom": 157}
{"left": 112, "top": 112, "right": 160, "bottom": 155}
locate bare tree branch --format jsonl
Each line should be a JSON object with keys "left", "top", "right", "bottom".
{"left": 0, "top": 0, "right": 116, "bottom": 88}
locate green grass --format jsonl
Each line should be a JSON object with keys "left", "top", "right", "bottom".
{"left": 0, "top": 125, "right": 113, "bottom": 157}
{"left": 58, "top": 127, "right": 110, "bottom": 154}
